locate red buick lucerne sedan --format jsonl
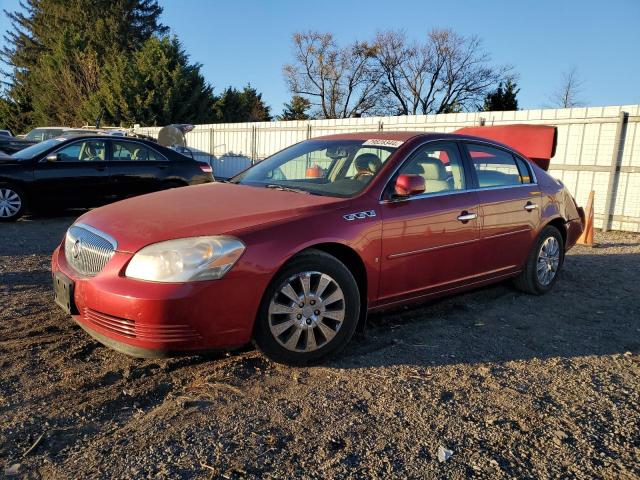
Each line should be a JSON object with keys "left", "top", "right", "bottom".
{"left": 52, "top": 127, "right": 584, "bottom": 365}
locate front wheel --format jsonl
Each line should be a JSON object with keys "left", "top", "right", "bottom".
{"left": 514, "top": 225, "right": 564, "bottom": 295}
{"left": 253, "top": 250, "right": 360, "bottom": 365}
{"left": 0, "top": 184, "right": 26, "bottom": 222}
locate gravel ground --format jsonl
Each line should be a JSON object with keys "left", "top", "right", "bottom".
{"left": 1, "top": 215, "right": 639, "bottom": 479}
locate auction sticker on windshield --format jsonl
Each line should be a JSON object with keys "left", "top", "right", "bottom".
{"left": 362, "top": 139, "right": 404, "bottom": 148}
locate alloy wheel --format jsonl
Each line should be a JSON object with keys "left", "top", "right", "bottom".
{"left": 0, "top": 188, "right": 22, "bottom": 218}
{"left": 536, "top": 236, "right": 560, "bottom": 286}
{"left": 268, "top": 271, "right": 345, "bottom": 352}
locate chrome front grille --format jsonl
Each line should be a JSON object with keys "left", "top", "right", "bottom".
{"left": 64, "top": 224, "right": 117, "bottom": 277}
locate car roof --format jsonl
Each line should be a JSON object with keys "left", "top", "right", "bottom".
{"left": 60, "top": 133, "right": 149, "bottom": 141}
{"left": 313, "top": 131, "right": 523, "bottom": 156}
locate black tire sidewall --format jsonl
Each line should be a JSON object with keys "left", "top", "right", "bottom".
{"left": 0, "top": 183, "right": 26, "bottom": 222}
{"left": 253, "top": 250, "right": 360, "bottom": 365}
{"left": 530, "top": 226, "right": 565, "bottom": 294}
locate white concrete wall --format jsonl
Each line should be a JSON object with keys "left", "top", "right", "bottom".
{"left": 136, "top": 104, "right": 640, "bottom": 232}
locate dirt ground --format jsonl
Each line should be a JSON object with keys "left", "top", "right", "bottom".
{"left": 0, "top": 215, "right": 639, "bottom": 479}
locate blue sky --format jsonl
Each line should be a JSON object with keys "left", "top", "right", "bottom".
{"left": 1, "top": 0, "right": 639, "bottom": 113}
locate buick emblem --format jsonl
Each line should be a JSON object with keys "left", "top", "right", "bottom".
{"left": 72, "top": 239, "right": 81, "bottom": 259}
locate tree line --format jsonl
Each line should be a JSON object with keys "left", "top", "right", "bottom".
{"left": 0, "top": 1, "right": 584, "bottom": 132}
{"left": 0, "top": 0, "right": 272, "bottom": 133}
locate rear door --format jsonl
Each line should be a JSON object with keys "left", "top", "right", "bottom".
{"left": 461, "top": 142, "right": 542, "bottom": 277}
{"left": 378, "top": 141, "right": 480, "bottom": 305}
{"left": 108, "top": 140, "right": 171, "bottom": 198}
{"left": 33, "top": 139, "right": 110, "bottom": 206}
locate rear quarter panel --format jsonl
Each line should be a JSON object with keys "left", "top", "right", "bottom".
{"left": 534, "top": 164, "right": 583, "bottom": 249}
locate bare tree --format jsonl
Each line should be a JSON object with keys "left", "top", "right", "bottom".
{"left": 370, "top": 29, "right": 510, "bottom": 115}
{"left": 283, "top": 32, "right": 383, "bottom": 119}
{"left": 549, "top": 67, "right": 585, "bottom": 108}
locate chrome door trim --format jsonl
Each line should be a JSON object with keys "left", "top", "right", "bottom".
{"left": 387, "top": 238, "right": 479, "bottom": 259}
{"left": 482, "top": 227, "right": 532, "bottom": 240}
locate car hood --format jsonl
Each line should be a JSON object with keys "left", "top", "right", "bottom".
{"left": 0, "top": 154, "right": 22, "bottom": 165}
{"left": 77, "top": 183, "right": 349, "bottom": 252}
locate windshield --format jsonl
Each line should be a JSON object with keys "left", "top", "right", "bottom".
{"left": 11, "top": 138, "right": 64, "bottom": 160}
{"left": 25, "top": 128, "right": 64, "bottom": 141}
{"left": 232, "top": 139, "right": 399, "bottom": 197}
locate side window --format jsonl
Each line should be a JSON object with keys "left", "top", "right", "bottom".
{"left": 397, "top": 142, "right": 466, "bottom": 194}
{"left": 55, "top": 140, "right": 106, "bottom": 162}
{"left": 111, "top": 141, "right": 165, "bottom": 161}
{"left": 466, "top": 144, "right": 526, "bottom": 188}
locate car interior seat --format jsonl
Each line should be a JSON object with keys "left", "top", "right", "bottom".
{"left": 419, "top": 156, "right": 451, "bottom": 193}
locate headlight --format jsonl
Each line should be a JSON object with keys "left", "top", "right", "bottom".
{"left": 125, "top": 236, "right": 245, "bottom": 282}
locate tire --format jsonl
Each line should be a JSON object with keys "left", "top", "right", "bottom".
{"left": 0, "top": 183, "right": 26, "bottom": 222}
{"left": 253, "top": 249, "right": 361, "bottom": 365}
{"left": 514, "top": 225, "right": 564, "bottom": 295}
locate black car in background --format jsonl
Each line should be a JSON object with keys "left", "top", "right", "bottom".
{"left": 0, "top": 135, "right": 213, "bottom": 221}
{"left": 0, "top": 136, "right": 37, "bottom": 154}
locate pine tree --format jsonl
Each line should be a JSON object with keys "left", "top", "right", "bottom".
{"left": 214, "top": 85, "right": 272, "bottom": 123}
{"left": 278, "top": 95, "right": 311, "bottom": 120}
{"left": 482, "top": 80, "right": 519, "bottom": 111}
{"left": 94, "top": 36, "right": 217, "bottom": 125}
{"left": 0, "top": 1, "right": 272, "bottom": 130}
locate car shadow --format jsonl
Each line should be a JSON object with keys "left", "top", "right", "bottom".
{"left": 330, "top": 250, "right": 640, "bottom": 370}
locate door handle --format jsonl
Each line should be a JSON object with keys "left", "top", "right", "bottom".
{"left": 94, "top": 166, "right": 106, "bottom": 172}
{"left": 457, "top": 211, "right": 478, "bottom": 222}
{"left": 524, "top": 202, "right": 538, "bottom": 211}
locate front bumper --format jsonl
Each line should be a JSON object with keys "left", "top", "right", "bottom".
{"left": 52, "top": 244, "right": 267, "bottom": 357}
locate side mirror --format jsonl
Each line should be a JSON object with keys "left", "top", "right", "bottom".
{"left": 46, "top": 153, "right": 59, "bottom": 162}
{"left": 394, "top": 174, "right": 425, "bottom": 198}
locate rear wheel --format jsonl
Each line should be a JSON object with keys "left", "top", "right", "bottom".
{"left": 514, "top": 225, "right": 564, "bottom": 295}
{"left": 0, "top": 184, "right": 26, "bottom": 222}
{"left": 253, "top": 250, "right": 360, "bottom": 365}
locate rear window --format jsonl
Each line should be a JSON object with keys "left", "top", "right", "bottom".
{"left": 466, "top": 144, "right": 529, "bottom": 187}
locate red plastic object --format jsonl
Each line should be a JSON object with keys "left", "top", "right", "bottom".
{"left": 306, "top": 164, "right": 323, "bottom": 178}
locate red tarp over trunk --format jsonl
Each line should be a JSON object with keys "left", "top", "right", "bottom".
{"left": 455, "top": 124, "right": 557, "bottom": 171}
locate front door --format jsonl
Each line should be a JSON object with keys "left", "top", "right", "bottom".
{"left": 33, "top": 139, "right": 110, "bottom": 206}
{"left": 462, "top": 142, "right": 542, "bottom": 277}
{"left": 379, "top": 141, "right": 480, "bottom": 305}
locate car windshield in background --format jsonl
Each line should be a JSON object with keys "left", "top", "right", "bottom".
{"left": 25, "top": 128, "right": 65, "bottom": 142}
{"left": 233, "top": 139, "right": 399, "bottom": 197}
{"left": 11, "top": 138, "right": 64, "bottom": 160}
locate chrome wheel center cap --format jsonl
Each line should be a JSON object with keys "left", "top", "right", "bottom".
{"left": 302, "top": 304, "right": 314, "bottom": 318}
